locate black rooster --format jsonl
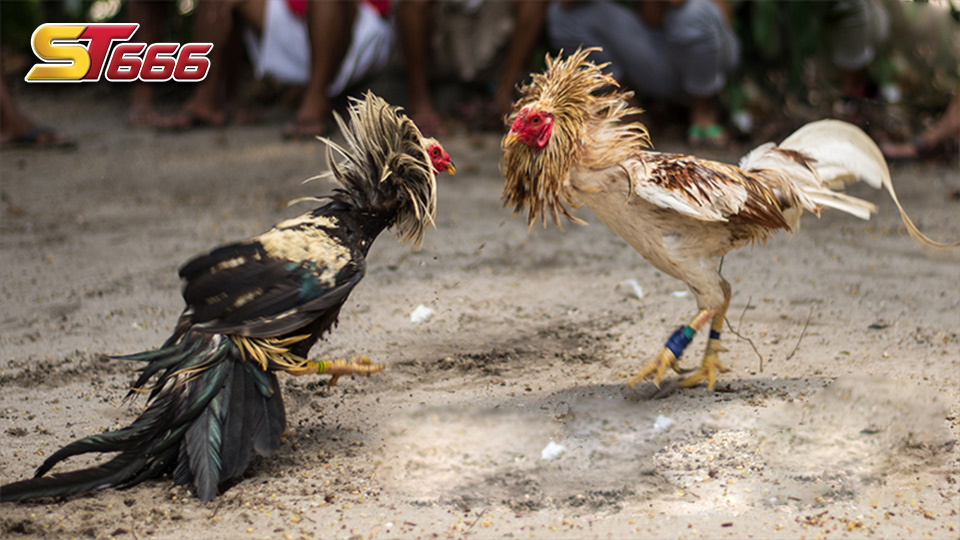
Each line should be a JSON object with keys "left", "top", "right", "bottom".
{"left": 1, "top": 92, "right": 454, "bottom": 502}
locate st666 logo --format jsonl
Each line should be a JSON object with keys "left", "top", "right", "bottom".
{"left": 26, "top": 23, "right": 212, "bottom": 83}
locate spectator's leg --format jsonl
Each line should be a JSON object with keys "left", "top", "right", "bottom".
{"left": 827, "top": 0, "right": 887, "bottom": 72}
{"left": 826, "top": 0, "right": 888, "bottom": 98}
{"left": 664, "top": 0, "right": 739, "bottom": 144}
{"left": 126, "top": 0, "right": 167, "bottom": 127}
{"left": 489, "top": 1, "right": 548, "bottom": 123}
{"left": 158, "top": 0, "right": 262, "bottom": 130}
{"left": 882, "top": 88, "right": 960, "bottom": 160}
{"left": 925, "top": 88, "right": 960, "bottom": 150}
{"left": 284, "top": 0, "right": 357, "bottom": 139}
{"left": 0, "top": 77, "right": 75, "bottom": 148}
{"left": 1, "top": 78, "right": 33, "bottom": 143}
{"left": 396, "top": 0, "right": 444, "bottom": 136}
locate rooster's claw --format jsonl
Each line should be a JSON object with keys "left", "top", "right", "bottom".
{"left": 627, "top": 348, "right": 687, "bottom": 388}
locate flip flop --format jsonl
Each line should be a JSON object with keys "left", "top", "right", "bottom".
{"left": 1, "top": 126, "right": 77, "bottom": 151}
{"left": 687, "top": 124, "right": 728, "bottom": 149}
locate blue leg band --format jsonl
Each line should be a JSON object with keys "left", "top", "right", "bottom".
{"left": 709, "top": 329, "right": 721, "bottom": 340}
{"left": 665, "top": 326, "right": 696, "bottom": 358}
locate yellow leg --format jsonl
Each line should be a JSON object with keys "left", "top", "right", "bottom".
{"left": 681, "top": 293, "right": 732, "bottom": 390}
{"left": 627, "top": 308, "right": 715, "bottom": 388}
{"left": 285, "top": 354, "right": 384, "bottom": 386}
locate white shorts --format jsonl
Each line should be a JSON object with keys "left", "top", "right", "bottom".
{"left": 244, "top": 0, "right": 393, "bottom": 96}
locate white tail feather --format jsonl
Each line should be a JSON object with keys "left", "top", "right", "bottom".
{"left": 742, "top": 119, "right": 958, "bottom": 250}
{"left": 801, "top": 187, "right": 876, "bottom": 221}
{"left": 779, "top": 119, "right": 887, "bottom": 190}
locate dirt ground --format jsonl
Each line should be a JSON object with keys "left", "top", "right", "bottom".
{"left": 1, "top": 87, "right": 959, "bottom": 540}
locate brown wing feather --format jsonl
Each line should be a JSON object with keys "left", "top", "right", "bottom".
{"left": 635, "top": 153, "right": 791, "bottom": 233}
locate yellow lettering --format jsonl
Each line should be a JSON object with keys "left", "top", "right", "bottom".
{"left": 25, "top": 24, "right": 90, "bottom": 82}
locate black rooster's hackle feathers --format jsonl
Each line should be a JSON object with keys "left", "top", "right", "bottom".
{"left": 321, "top": 92, "right": 437, "bottom": 248}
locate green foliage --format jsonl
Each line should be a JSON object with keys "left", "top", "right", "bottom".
{"left": 727, "top": 0, "right": 958, "bottom": 136}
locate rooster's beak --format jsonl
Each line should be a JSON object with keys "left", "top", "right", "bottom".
{"left": 445, "top": 162, "right": 456, "bottom": 175}
{"left": 503, "top": 131, "right": 519, "bottom": 147}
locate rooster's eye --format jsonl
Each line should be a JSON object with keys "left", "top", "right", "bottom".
{"left": 432, "top": 148, "right": 439, "bottom": 157}
{"left": 531, "top": 116, "right": 540, "bottom": 125}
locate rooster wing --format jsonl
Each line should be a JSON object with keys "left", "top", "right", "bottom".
{"left": 624, "top": 152, "right": 799, "bottom": 230}
{"left": 179, "top": 213, "right": 366, "bottom": 339}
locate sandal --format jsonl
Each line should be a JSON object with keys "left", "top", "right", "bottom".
{"left": 687, "top": 124, "right": 728, "bottom": 149}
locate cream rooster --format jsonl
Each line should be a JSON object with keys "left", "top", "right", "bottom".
{"left": 501, "top": 48, "right": 957, "bottom": 390}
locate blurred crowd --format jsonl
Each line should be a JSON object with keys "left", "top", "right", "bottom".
{"left": 1, "top": 0, "right": 958, "bottom": 162}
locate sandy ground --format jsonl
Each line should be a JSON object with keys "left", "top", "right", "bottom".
{"left": 1, "top": 87, "right": 959, "bottom": 540}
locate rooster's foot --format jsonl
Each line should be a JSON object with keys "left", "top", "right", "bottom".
{"left": 286, "top": 354, "right": 384, "bottom": 385}
{"left": 680, "top": 350, "right": 729, "bottom": 390}
{"left": 626, "top": 348, "right": 691, "bottom": 388}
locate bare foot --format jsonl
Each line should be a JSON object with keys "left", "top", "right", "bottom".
{"left": 127, "top": 105, "right": 159, "bottom": 128}
{"left": 1, "top": 126, "right": 76, "bottom": 150}
{"left": 127, "top": 85, "right": 159, "bottom": 127}
{"left": 282, "top": 116, "right": 330, "bottom": 140}
{"left": 880, "top": 136, "right": 943, "bottom": 161}
{"left": 880, "top": 140, "right": 922, "bottom": 161}
{"left": 155, "top": 103, "right": 227, "bottom": 132}
{"left": 231, "top": 107, "right": 263, "bottom": 125}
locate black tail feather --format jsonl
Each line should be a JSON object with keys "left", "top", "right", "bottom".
{"left": 1, "top": 332, "right": 286, "bottom": 503}
{"left": 118, "top": 337, "right": 207, "bottom": 395}
{"left": 1, "top": 452, "right": 149, "bottom": 502}
{"left": 246, "top": 362, "right": 285, "bottom": 456}
{"left": 183, "top": 360, "right": 230, "bottom": 501}
{"left": 219, "top": 361, "right": 250, "bottom": 481}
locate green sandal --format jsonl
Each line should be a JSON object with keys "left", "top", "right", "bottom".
{"left": 687, "top": 124, "right": 728, "bottom": 148}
